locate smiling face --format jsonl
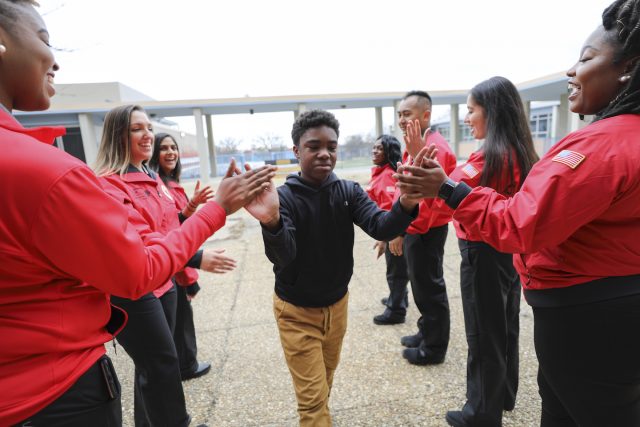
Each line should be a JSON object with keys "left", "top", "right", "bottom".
{"left": 0, "top": 3, "right": 59, "bottom": 111}
{"left": 372, "top": 140, "right": 386, "bottom": 166}
{"left": 128, "top": 110, "right": 154, "bottom": 168}
{"left": 464, "top": 94, "right": 487, "bottom": 140}
{"left": 158, "top": 136, "right": 179, "bottom": 175}
{"left": 293, "top": 125, "right": 338, "bottom": 186}
{"left": 397, "top": 95, "right": 431, "bottom": 135}
{"left": 566, "top": 26, "right": 628, "bottom": 115}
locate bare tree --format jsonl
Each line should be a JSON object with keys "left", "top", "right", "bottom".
{"left": 216, "top": 137, "right": 241, "bottom": 154}
{"left": 252, "top": 133, "right": 286, "bottom": 152}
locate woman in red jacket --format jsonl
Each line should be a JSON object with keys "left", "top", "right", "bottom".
{"left": 0, "top": 2, "right": 276, "bottom": 426}
{"left": 149, "top": 133, "right": 236, "bottom": 381}
{"left": 429, "top": 77, "right": 538, "bottom": 427}
{"left": 397, "top": 1, "right": 640, "bottom": 425}
{"left": 95, "top": 105, "right": 223, "bottom": 427}
{"left": 366, "top": 135, "right": 410, "bottom": 325}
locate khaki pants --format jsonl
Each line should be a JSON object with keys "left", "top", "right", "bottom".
{"left": 273, "top": 292, "right": 349, "bottom": 427}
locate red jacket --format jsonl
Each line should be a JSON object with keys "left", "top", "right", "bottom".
{"left": 167, "top": 180, "right": 199, "bottom": 286}
{"left": 0, "top": 110, "right": 226, "bottom": 425}
{"left": 454, "top": 114, "right": 640, "bottom": 291}
{"left": 395, "top": 131, "right": 457, "bottom": 234}
{"left": 445, "top": 149, "right": 524, "bottom": 240}
{"left": 100, "top": 170, "right": 181, "bottom": 298}
{"left": 366, "top": 164, "right": 396, "bottom": 211}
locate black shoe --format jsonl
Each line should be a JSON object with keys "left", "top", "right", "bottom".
{"left": 445, "top": 411, "right": 468, "bottom": 427}
{"left": 182, "top": 361, "right": 211, "bottom": 381}
{"left": 402, "top": 348, "right": 444, "bottom": 365}
{"left": 503, "top": 401, "right": 515, "bottom": 411}
{"left": 380, "top": 297, "right": 388, "bottom": 306}
{"left": 400, "top": 332, "right": 423, "bottom": 348}
{"left": 373, "top": 311, "right": 405, "bottom": 325}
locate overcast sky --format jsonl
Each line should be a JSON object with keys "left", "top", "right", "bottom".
{"left": 41, "top": 0, "right": 614, "bottom": 147}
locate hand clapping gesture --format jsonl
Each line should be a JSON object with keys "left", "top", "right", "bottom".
{"left": 214, "top": 159, "right": 277, "bottom": 215}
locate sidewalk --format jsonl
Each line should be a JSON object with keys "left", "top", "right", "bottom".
{"left": 109, "top": 174, "right": 541, "bottom": 427}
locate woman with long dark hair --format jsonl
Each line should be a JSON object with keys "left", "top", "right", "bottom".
{"left": 366, "top": 135, "right": 410, "bottom": 325}
{"left": 397, "top": 1, "right": 640, "bottom": 424}
{"left": 439, "top": 76, "right": 538, "bottom": 427}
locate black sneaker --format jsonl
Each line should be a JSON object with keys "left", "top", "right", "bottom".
{"left": 400, "top": 332, "right": 423, "bottom": 348}
{"left": 402, "top": 348, "right": 444, "bottom": 365}
{"left": 373, "top": 311, "right": 405, "bottom": 325}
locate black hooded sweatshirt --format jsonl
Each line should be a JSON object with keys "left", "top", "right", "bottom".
{"left": 261, "top": 172, "right": 417, "bottom": 307}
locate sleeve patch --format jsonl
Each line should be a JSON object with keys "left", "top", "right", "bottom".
{"left": 552, "top": 150, "right": 585, "bottom": 169}
{"left": 462, "top": 163, "right": 480, "bottom": 179}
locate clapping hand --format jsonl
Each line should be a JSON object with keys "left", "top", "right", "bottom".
{"left": 404, "top": 119, "right": 431, "bottom": 159}
{"left": 190, "top": 180, "right": 214, "bottom": 206}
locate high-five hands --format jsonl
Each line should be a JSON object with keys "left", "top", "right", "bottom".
{"left": 395, "top": 145, "right": 449, "bottom": 200}
{"left": 214, "top": 159, "right": 277, "bottom": 215}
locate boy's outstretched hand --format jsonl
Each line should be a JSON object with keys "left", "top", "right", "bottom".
{"left": 395, "top": 145, "right": 448, "bottom": 199}
{"left": 243, "top": 164, "right": 280, "bottom": 231}
{"left": 214, "top": 159, "right": 277, "bottom": 215}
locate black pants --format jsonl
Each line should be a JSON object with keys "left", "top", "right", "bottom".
{"left": 458, "top": 240, "right": 520, "bottom": 426}
{"left": 174, "top": 283, "right": 199, "bottom": 376}
{"left": 404, "top": 224, "right": 450, "bottom": 359}
{"left": 15, "top": 356, "right": 122, "bottom": 427}
{"left": 534, "top": 293, "right": 640, "bottom": 427}
{"left": 384, "top": 245, "right": 409, "bottom": 316}
{"left": 112, "top": 286, "right": 190, "bottom": 427}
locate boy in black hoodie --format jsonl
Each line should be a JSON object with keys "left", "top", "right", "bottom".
{"left": 245, "top": 110, "right": 419, "bottom": 427}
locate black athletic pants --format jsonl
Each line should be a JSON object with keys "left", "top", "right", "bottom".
{"left": 174, "top": 283, "right": 199, "bottom": 377}
{"left": 404, "top": 224, "right": 450, "bottom": 359}
{"left": 14, "top": 356, "right": 122, "bottom": 427}
{"left": 458, "top": 239, "right": 520, "bottom": 426}
{"left": 534, "top": 292, "right": 640, "bottom": 427}
{"left": 384, "top": 245, "right": 409, "bottom": 316}
{"left": 111, "top": 285, "right": 190, "bottom": 427}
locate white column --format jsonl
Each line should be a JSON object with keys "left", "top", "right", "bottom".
{"left": 205, "top": 114, "right": 217, "bottom": 177}
{"left": 554, "top": 93, "right": 569, "bottom": 142}
{"left": 393, "top": 100, "right": 403, "bottom": 144}
{"left": 78, "top": 113, "right": 99, "bottom": 165}
{"left": 193, "top": 108, "right": 210, "bottom": 184}
{"left": 523, "top": 101, "right": 531, "bottom": 120}
{"left": 449, "top": 104, "right": 460, "bottom": 159}
{"left": 374, "top": 107, "right": 383, "bottom": 137}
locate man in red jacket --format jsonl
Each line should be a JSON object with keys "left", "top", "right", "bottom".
{"left": 391, "top": 91, "right": 458, "bottom": 365}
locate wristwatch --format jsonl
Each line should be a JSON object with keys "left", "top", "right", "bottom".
{"left": 437, "top": 178, "right": 458, "bottom": 201}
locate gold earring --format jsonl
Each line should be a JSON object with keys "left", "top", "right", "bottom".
{"left": 619, "top": 74, "right": 631, "bottom": 83}
{"left": 0, "top": 44, "right": 6, "bottom": 54}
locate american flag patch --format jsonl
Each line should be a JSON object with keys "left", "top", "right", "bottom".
{"left": 462, "top": 163, "right": 480, "bottom": 179}
{"left": 552, "top": 150, "right": 585, "bottom": 169}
